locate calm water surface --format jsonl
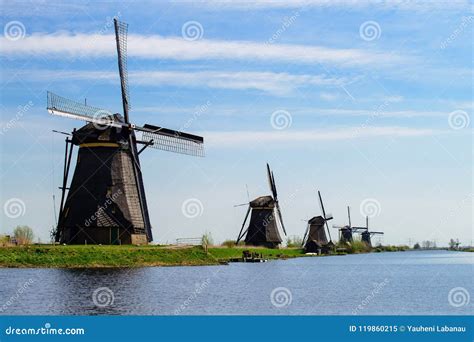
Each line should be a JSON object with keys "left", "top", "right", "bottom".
{"left": 0, "top": 250, "right": 472, "bottom": 315}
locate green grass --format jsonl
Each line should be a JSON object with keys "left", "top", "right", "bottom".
{"left": 0, "top": 245, "right": 220, "bottom": 268}
{"left": 0, "top": 242, "right": 410, "bottom": 268}
{"left": 374, "top": 245, "right": 410, "bottom": 252}
{"left": 208, "top": 246, "right": 305, "bottom": 261}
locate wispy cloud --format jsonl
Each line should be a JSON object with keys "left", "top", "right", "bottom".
{"left": 312, "top": 108, "right": 447, "bottom": 118}
{"left": 5, "top": 69, "right": 351, "bottom": 96}
{"left": 0, "top": 33, "right": 410, "bottom": 68}
{"left": 204, "top": 126, "right": 440, "bottom": 146}
{"left": 197, "top": 0, "right": 470, "bottom": 11}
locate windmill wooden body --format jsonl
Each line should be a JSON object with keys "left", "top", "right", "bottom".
{"left": 302, "top": 191, "right": 334, "bottom": 253}
{"left": 49, "top": 19, "right": 204, "bottom": 245}
{"left": 235, "top": 164, "right": 286, "bottom": 248}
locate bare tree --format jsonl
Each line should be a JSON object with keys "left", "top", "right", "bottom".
{"left": 13, "top": 226, "right": 34, "bottom": 245}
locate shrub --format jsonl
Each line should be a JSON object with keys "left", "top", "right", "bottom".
{"left": 0, "top": 235, "right": 10, "bottom": 246}
{"left": 221, "top": 240, "right": 235, "bottom": 248}
{"left": 286, "top": 235, "right": 303, "bottom": 247}
{"left": 201, "top": 232, "right": 214, "bottom": 253}
{"left": 347, "top": 240, "right": 371, "bottom": 253}
{"left": 13, "top": 225, "right": 34, "bottom": 245}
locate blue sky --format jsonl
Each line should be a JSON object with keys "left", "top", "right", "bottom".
{"left": 0, "top": 0, "right": 472, "bottom": 246}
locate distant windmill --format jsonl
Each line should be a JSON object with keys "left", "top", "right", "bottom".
{"left": 332, "top": 206, "right": 355, "bottom": 243}
{"left": 302, "top": 191, "right": 334, "bottom": 253}
{"left": 48, "top": 19, "right": 204, "bottom": 245}
{"left": 354, "top": 216, "right": 384, "bottom": 247}
{"left": 235, "top": 164, "right": 286, "bottom": 248}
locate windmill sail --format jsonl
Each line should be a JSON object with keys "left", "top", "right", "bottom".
{"left": 114, "top": 19, "right": 130, "bottom": 122}
{"left": 141, "top": 124, "right": 204, "bottom": 157}
{"left": 318, "top": 191, "right": 332, "bottom": 242}
{"left": 47, "top": 92, "right": 204, "bottom": 157}
{"left": 47, "top": 92, "right": 122, "bottom": 128}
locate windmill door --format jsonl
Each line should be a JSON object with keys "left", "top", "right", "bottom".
{"left": 111, "top": 227, "right": 120, "bottom": 245}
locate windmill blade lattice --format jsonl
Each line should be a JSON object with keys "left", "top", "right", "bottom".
{"left": 47, "top": 92, "right": 120, "bottom": 127}
{"left": 275, "top": 202, "right": 287, "bottom": 235}
{"left": 141, "top": 124, "right": 204, "bottom": 157}
{"left": 114, "top": 19, "right": 131, "bottom": 120}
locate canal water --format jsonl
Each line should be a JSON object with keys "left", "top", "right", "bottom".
{"left": 0, "top": 250, "right": 472, "bottom": 315}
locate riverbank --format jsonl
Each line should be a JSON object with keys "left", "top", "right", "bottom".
{"left": 0, "top": 245, "right": 309, "bottom": 268}
{"left": 0, "top": 243, "right": 413, "bottom": 268}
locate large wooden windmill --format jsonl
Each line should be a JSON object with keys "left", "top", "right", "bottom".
{"left": 48, "top": 19, "right": 204, "bottom": 245}
{"left": 302, "top": 191, "right": 334, "bottom": 253}
{"left": 235, "top": 164, "right": 287, "bottom": 248}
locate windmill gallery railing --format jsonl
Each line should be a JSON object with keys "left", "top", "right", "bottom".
{"left": 176, "top": 238, "right": 202, "bottom": 246}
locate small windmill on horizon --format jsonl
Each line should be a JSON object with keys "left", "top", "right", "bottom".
{"left": 354, "top": 216, "right": 384, "bottom": 247}
{"left": 332, "top": 206, "right": 356, "bottom": 244}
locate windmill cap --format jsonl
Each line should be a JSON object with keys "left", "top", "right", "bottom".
{"left": 71, "top": 114, "right": 129, "bottom": 146}
{"left": 250, "top": 195, "right": 275, "bottom": 208}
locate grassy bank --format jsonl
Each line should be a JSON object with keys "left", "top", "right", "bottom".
{"left": 0, "top": 245, "right": 220, "bottom": 268}
{"left": 0, "top": 243, "right": 409, "bottom": 268}
{"left": 208, "top": 246, "right": 305, "bottom": 261}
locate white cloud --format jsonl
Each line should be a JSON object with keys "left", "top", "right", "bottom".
{"left": 134, "top": 71, "right": 346, "bottom": 95}
{"left": 0, "top": 33, "right": 409, "bottom": 68}
{"left": 313, "top": 108, "right": 446, "bottom": 117}
{"left": 203, "top": 126, "right": 439, "bottom": 146}
{"left": 319, "top": 92, "right": 340, "bottom": 101}
{"left": 7, "top": 69, "right": 350, "bottom": 96}
{"left": 197, "top": 0, "right": 469, "bottom": 10}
